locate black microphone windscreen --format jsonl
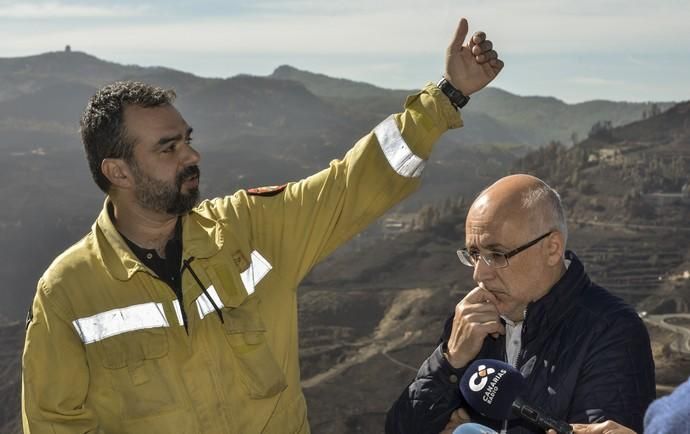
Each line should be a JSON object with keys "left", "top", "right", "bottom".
{"left": 452, "top": 422, "right": 499, "bottom": 434}
{"left": 459, "top": 359, "right": 525, "bottom": 420}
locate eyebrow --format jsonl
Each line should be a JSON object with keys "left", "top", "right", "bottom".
{"left": 483, "top": 242, "right": 508, "bottom": 251}
{"left": 155, "top": 127, "right": 193, "bottom": 148}
{"left": 467, "top": 242, "right": 507, "bottom": 251}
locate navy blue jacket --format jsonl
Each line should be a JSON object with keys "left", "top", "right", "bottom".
{"left": 386, "top": 251, "right": 655, "bottom": 434}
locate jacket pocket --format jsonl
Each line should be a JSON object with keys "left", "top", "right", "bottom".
{"left": 96, "top": 328, "right": 178, "bottom": 419}
{"left": 222, "top": 296, "right": 287, "bottom": 399}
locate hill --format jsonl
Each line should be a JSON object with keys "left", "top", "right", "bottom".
{"left": 271, "top": 65, "right": 674, "bottom": 147}
{"left": 513, "top": 101, "right": 690, "bottom": 228}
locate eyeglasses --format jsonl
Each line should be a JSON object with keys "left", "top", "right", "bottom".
{"left": 457, "top": 231, "right": 553, "bottom": 269}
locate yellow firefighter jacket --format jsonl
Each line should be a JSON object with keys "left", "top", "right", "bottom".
{"left": 22, "top": 83, "right": 462, "bottom": 433}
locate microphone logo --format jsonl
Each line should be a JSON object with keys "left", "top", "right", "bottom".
{"left": 468, "top": 365, "right": 496, "bottom": 392}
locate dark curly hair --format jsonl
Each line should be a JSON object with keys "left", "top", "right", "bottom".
{"left": 80, "top": 81, "right": 176, "bottom": 192}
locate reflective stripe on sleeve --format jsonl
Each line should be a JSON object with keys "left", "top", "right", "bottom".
{"left": 373, "top": 115, "right": 425, "bottom": 178}
{"left": 72, "top": 302, "right": 169, "bottom": 344}
{"left": 172, "top": 299, "right": 184, "bottom": 326}
{"left": 196, "top": 285, "right": 225, "bottom": 319}
{"left": 240, "top": 250, "right": 272, "bottom": 296}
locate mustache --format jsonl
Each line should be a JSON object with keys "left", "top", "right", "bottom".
{"left": 176, "top": 165, "right": 200, "bottom": 185}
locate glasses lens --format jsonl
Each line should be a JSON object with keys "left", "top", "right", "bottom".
{"left": 457, "top": 250, "right": 475, "bottom": 267}
{"left": 483, "top": 252, "right": 508, "bottom": 268}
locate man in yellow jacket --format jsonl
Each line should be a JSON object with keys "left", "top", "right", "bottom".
{"left": 22, "top": 18, "right": 503, "bottom": 434}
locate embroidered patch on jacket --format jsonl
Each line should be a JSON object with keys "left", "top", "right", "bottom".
{"left": 246, "top": 184, "right": 287, "bottom": 197}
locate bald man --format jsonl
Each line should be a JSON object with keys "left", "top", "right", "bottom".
{"left": 385, "top": 175, "right": 656, "bottom": 434}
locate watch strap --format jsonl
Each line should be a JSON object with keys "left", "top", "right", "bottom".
{"left": 437, "top": 77, "right": 470, "bottom": 109}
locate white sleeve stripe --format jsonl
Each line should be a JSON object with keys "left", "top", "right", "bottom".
{"left": 196, "top": 285, "right": 225, "bottom": 319}
{"left": 172, "top": 299, "right": 184, "bottom": 326}
{"left": 240, "top": 250, "right": 272, "bottom": 296}
{"left": 72, "top": 302, "right": 169, "bottom": 344}
{"left": 373, "top": 115, "right": 426, "bottom": 178}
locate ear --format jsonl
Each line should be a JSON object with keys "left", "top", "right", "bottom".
{"left": 101, "top": 158, "right": 134, "bottom": 190}
{"left": 545, "top": 231, "right": 565, "bottom": 266}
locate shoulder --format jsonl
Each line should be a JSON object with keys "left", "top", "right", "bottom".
{"left": 194, "top": 185, "right": 293, "bottom": 221}
{"left": 577, "top": 283, "right": 642, "bottom": 328}
{"left": 41, "top": 231, "right": 97, "bottom": 292}
{"left": 193, "top": 193, "right": 250, "bottom": 221}
{"left": 37, "top": 231, "right": 99, "bottom": 315}
{"left": 568, "top": 283, "right": 652, "bottom": 357}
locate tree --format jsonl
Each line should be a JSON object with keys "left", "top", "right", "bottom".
{"left": 649, "top": 103, "right": 661, "bottom": 117}
{"left": 588, "top": 120, "right": 614, "bottom": 141}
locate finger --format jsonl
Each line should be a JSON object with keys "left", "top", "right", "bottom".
{"left": 459, "top": 302, "right": 500, "bottom": 319}
{"left": 456, "top": 407, "right": 471, "bottom": 420}
{"left": 481, "top": 62, "right": 498, "bottom": 81}
{"left": 463, "top": 311, "right": 502, "bottom": 326}
{"left": 484, "top": 320, "right": 506, "bottom": 335}
{"left": 448, "top": 408, "right": 470, "bottom": 423}
{"left": 473, "top": 322, "right": 505, "bottom": 338}
{"left": 462, "top": 304, "right": 500, "bottom": 318}
{"left": 472, "top": 40, "right": 493, "bottom": 55}
{"left": 464, "top": 286, "right": 500, "bottom": 305}
{"left": 478, "top": 286, "right": 500, "bottom": 305}
{"left": 450, "top": 18, "right": 469, "bottom": 49}
{"left": 448, "top": 412, "right": 462, "bottom": 423}
{"left": 476, "top": 50, "right": 498, "bottom": 64}
{"left": 469, "top": 31, "right": 486, "bottom": 49}
{"left": 570, "top": 423, "right": 590, "bottom": 434}
{"left": 491, "top": 58, "right": 505, "bottom": 73}
{"left": 463, "top": 286, "right": 490, "bottom": 303}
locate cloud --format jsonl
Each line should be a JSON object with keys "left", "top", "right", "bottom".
{"left": 3, "top": 0, "right": 688, "bottom": 56}
{"left": 0, "top": 2, "right": 149, "bottom": 18}
{"left": 1, "top": 0, "right": 689, "bottom": 56}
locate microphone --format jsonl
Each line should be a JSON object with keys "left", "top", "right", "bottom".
{"left": 459, "top": 359, "right": 573, "bottom": 434}
{"left": 452, "top": 422, "right": 498, "bottom": 434}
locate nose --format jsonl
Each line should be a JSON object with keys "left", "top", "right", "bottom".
{"left": 472, "top": 258, "right": 494, "bottom": 285}
{"left": 183, "top": 143, "right": 201, "bottom": 166}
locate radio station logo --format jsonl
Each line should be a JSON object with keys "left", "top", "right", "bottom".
{"left": 468, "top": 365, "right": 496, "bottom": 392}
{"left": 468, "top": 364, "right": 508, "bottom": 404}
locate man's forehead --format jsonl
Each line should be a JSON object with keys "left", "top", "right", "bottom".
{"left": 465, "top": 204, "right": 530, "bottom": 247}
{"left": 124, "top": 104, "right": 186, "bottom": 129}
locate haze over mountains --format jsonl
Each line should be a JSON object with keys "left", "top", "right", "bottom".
{"left": 0, "top": 50, "right": 688, "bottom": 433}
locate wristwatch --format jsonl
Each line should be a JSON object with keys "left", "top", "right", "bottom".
{"left": 437, "top": 77, "right": 470, "bottom": 109}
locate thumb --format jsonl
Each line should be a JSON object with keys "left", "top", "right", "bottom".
{"left": 450, "top": 18, "right": 469, "bottom": 49}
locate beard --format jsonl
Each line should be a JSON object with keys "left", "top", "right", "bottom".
{"left": 130, "top": 163, "right": 201, "bottom": 215}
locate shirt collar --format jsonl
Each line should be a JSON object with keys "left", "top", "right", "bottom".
{"left": 94, "top": 197, "right": 224, "bottom": 281}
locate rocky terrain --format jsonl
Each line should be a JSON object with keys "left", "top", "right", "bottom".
{"left": 0, "top": 322, "right": 22, "bottom": 434}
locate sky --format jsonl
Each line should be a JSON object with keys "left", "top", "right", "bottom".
{"left": 1, "top": 0, "right": 689, "bottom": 103}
